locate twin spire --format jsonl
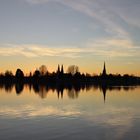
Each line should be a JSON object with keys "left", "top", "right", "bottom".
{"left": 57, "top": 62, "right": 106, "bottom": 76}
{"left": 57, "top": 65, "right": 64, "bottom": 74}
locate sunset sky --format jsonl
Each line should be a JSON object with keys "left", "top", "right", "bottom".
{"left": 0, "top": 0, "right": 140, "bottom": 75}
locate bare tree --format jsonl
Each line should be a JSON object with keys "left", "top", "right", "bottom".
{"left": 39, "top": 65, "right": 47, "bottom": 76}
{"left": 5, "top": 70, "right": 13, "bottom": 77}
{"left": 67, "top": 65, "right": 79, "bottom": 76}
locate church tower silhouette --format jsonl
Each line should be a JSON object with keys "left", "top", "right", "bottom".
{"left": 102, "top": 62, "right": 107, "bottom": 76}
{"left": 57, "top": 65, "right": 60, "bottom": 74}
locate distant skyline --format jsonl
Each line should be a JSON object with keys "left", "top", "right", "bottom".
{"left": 0, "top": 0, "right": 140, "bottom": 75}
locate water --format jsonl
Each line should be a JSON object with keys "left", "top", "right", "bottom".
{"left": 0, "top": 85, "right": 140, "bottom": 140}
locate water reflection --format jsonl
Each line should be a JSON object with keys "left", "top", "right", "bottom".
{"left": 0, "top": 83, "right": 138, "bottom": 102}
{"left": 0, "top": 84, "right": 139, "bottom": 140}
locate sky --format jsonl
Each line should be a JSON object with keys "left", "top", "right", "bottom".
{"left": 0, "top": 0, "right": 140, "bottom": 75}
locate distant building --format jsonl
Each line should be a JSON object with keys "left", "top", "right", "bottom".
{"left": 57, "top": 65, "right": 64, "bottom": 79}
{"left": 57, "top": 64, "right": 64, "bottom": 75}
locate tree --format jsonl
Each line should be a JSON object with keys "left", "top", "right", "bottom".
{"left": 39, "top": 65, "right": 47, "bottom": 76}
{"left": 33, "top": 70, "right": 40, "bottom": 77}
{"left": 67, "top": 65, "right": 79, "bottom": 76}
{"left": 15, "top": 69, "right": 24, "bottom": 79}
{"left": 5, "top": 70, "right": 13, "bottom": 77}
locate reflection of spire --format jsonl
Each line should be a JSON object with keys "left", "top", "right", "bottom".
{"left": 57, "top": 90, "right": 60, "bottom": 99}
{"left": 60, "top": 88, "right": 63, "bottom": 99}
{"left": 102, "top": 62, "right": 106, "bottom": 76}
{"left": 57, "top": 87, "right": 64, "bottom": 99}
{"left": 102, "top": 85, "right": 107, "bottom": 103}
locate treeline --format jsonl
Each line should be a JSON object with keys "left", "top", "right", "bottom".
{"left": 0, "top": 64, "right": 140, "bottom": 86}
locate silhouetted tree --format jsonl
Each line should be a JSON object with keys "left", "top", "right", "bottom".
{"left": 5, "top": 70, "right": 13, "bottom": 77}
{"left": 33, "top": 70, "right": 40, "bottom": 77}
{"left": 15, "top": 69, "right": 24, "bottom": 79}
{"left": 29, "top": 72, "right": 32, "bottom": 77}
{"left": 39, "top": 65, "right": 47, "bottom": 76}
{"left": 67, "top": 65, "right": 79, "bottom": 76}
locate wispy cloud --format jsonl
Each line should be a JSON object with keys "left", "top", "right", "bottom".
{"left": 16, "top": 0, "right": 140, "bottom": 46}
{"left": 25, "top": 0, "right": 51, "bottom": 4}
{"left": 0, "top": 38, "right": 139, "bottom": 58}
{"left": 58, "top": 0, "right": 129, "bottom": 37}
{"left": 0, "top": 44, "right": 83, "bottom": 58}
{"left": 86, "top": 38, "right": 139, "bottom": 57}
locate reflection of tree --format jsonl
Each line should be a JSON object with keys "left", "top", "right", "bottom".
{"left": 67, "top": 88, "right": 79, "bottom": 99}
{"left": 32, "top": 84, "right": 48, "bottom": 99}
{"left": 0, "top": 84, "right": 4, "bottom": 90}
{"left": 123, "top": 86, "right": 129, "bottom": 91}
{"left": 85, "top": 84, "right": 93, "bottom": 91}
{"left": 108, "top": 86, "right": 121, "bottom": 91}
{"left": 33, "top": 84, "right": 39, "bottom": 93}
{"left": 0, "top": 83, "right": 138, "bottom": 102}
{"left": 5, "top": 83, "right": 14, "bottom": 93}
{"left": 15, "top": 83, "right": 24, "bottom": 94}
{"left": 38, "top": 86, "right": 48, "bottom": 99}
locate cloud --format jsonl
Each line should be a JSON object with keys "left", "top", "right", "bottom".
{"left": 86, "top": 38, "right": 140, "bottom": 57}
{"left": 0, "top": 38, "right": 139, "bottom": 58}
{"left": 58, "top": 0, "right": 128, "bottom": 37}
{"left": 25, "top": 0, "right": 51, "bottom": 4}
{"left": 0, "top": 44, "right": 82, "bottom": 58}
{"left": 58, "top": 0, "right": 140, "bottom": 45}
{"left": 24, "top": 0, "right": 140, "bottom": 30}
{"left": 22, "top": 0, "right": 140, "bottom": 43}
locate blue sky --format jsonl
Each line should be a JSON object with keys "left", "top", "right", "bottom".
{"left": 0, "top": 0, "right": 140, "bottom": 75}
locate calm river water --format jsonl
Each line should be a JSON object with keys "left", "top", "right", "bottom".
{"left": 0, "top": 85, "right": 140, "bottom": 140}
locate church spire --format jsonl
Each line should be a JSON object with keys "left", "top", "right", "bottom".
{"left": 57, "top": 64, "right": 60, "bottom": 74}
{"left": 102, "top": 62, "right": 106, "bottom": 76}
{"left": 61, "top": 65, "right": 64, "bottom": 74}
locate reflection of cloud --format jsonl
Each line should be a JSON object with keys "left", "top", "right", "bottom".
{"left": 0, "top": 105, "right": 81, "bottom": 118}
{"left": 28, "top": 106, "right": 81, "bottom": 117}
{"left": 0, "top": 39, "right": 139, "bottom": 58}
{"left": 84, "top": 107, "right": 136, "bottom": 140}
